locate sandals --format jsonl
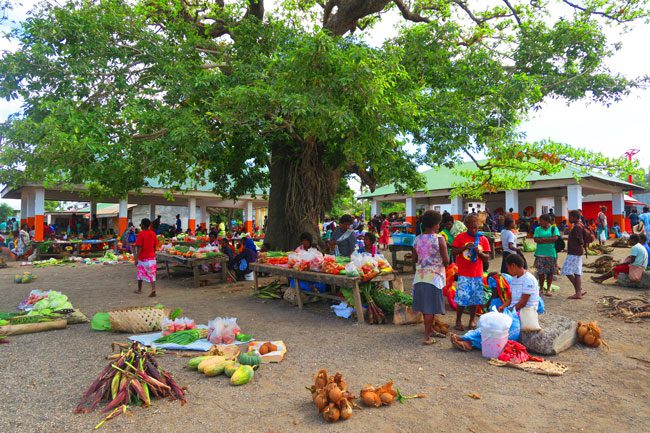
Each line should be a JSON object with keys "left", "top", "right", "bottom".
{"left": 450, "top": 334, "right": 473, "bottom": 352}
{"left": 148, "top": 291, "right": 157, "bottom": 298}
{"left": 422, "top": 338, "right": 437, "bottom": 346}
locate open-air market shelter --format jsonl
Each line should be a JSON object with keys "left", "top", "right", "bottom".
{"left": 1, "top": 180, "right": 268, "bottom": 241}
{"left": 359, "top": 161, "right": 645, "bottom": 232}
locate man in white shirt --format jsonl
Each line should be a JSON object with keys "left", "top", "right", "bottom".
{"left": 499, "top": 253, "right": 539, "bottom": 311}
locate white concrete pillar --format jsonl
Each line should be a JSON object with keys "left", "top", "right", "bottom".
{"left": 371, "top": 200, "right": 379, "bottom": 217}
{"left": 245, "top": 201, "right": 254, "bottom": 233}
{"left": 560, "top": 196, "right": 568, "bottom": 220}
{"left": 118, "top": 198, "right": 128, "bottom": 236}
{"left": 405, "top": 197, "right": 416, "bottom": 232}
{"left": 188, "top": 197, "right": 197, "bottom": 232}
{"left": 34, "top": 188, "right": 45, "bottom": 241}
{"left": 26, "top": 190, "right": 35, "bottom": 220}
{"left": 567, "top": 184, "right": 583, "bottom": 211}
{"left": 505, "top": 190, "right": 519, "bottom": 218}
{"left": 20, "top": 192, "right": 28, "bottom": 225}
{"left": 612, "top": 191, "right": 626, "bottom": 232}
{"left": 450, "top": 196, "right": 463, "bottom": 219}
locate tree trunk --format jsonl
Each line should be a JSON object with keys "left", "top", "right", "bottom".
{"left": 265, "top": 142, "right": 340, "bottom": 251}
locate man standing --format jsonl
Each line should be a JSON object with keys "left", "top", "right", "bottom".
{"left": 561, "top": 210, "right": 590, "bottom": 300}
{"left": 638, "top": 207, "right": 650, "bottom": 234}
{"left": 629, "top": 208, "right": 639, "bottom": 231}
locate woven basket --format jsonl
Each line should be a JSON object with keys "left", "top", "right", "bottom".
{"left": 108, "top": 306, "right": 170, "bottom": 333}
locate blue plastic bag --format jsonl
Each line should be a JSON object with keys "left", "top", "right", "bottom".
{"left": 537, "top": 296, "right": 545, "bottom": 314}
{"left": 239, "top": 258, "right": 248, "bottom": 271}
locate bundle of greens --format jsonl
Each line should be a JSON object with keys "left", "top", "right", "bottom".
{"left": 370, "top": 288, "right": 413, "bottom": 313}
{"left": 153, "top": 328, "right": 208, "bottom": 345}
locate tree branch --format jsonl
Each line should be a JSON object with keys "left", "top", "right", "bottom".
{"left": 132, "top": 128, "right": 168, "bottom": 140}
{"left": 347, "top": 162, "right": 378, "bottom": 191}
{"left": 562, "top": 0, "right": 633, "bottom": 22}
{"left": 502, "top": 0, "right": 522, "bottom": 26}
{"left": 393, "top": 0, "right": 430, "bottom": 23}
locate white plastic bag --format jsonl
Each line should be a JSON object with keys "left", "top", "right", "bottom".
{"left": 599, "top": 230, "right": 607, "bottom": 242}
{"left": 477, "top": 306, "right": 513, "bottom": 334}
{"left": 345, "top": 262, "right": 360, "bottom": 277}
{"left": 520, "top": 306, "right": 541, "bottom": 331}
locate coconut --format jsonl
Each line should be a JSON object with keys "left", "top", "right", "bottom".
{"left": 362, "top": 391, "right": 381, "bottom": 407}
{"left": 314, "top": 393, "right": 328, "bottom": 412}
{"left": 577, "top": 324, "right": 588, "bottom": 339}
{"left": 322, "top": 403, "right": 340, "bottom": 422}
{"left": 583, "top": 332, "right": 596, "bottom": 347}
{"left": 328, "top": 385, "right": 343, "bottom": 404}
{"left": 340, "top": 400, "right": 353, "bottom": 420}
{"left": 380, "top": 392, "right": 394, "bottom": 405}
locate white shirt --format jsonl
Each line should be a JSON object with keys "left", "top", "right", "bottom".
{"left": 501, "top": 229, "right": 517, "bottom": 254}
{"left": 509, "top": 271, "right": 539, "bottom": 309}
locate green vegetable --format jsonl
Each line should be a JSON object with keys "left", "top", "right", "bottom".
{"left": 235, "top": 333, "right": 253, "bottom": 342}
{"left": 237, "top": 351, "right": 261, "bottom": 367}
{"left": 0, "top": 319, "right": 8, "bottom": 326}
{"left": 224, "top": 362, "right": 239, "bottom": 377}
{"left": 91, "top": 312, "right": 112, "bottom": 331}
{"left": 204, "top": 359, "right": 230, "bottom": 377}
{"left": 187, "top": 355, "right": 216, "bottom": 370}
{"left": 230, "top": 365, "right": 254, "bottom": 385}
{"left": 154, "top": 329, "right": 205, "bottom": 345}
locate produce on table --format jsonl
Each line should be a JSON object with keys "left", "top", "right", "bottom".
{"left": 238, "top": 350, "right": 262, "bottom": 367}
{"left": 230, "top": 365, "right": 255, "bottom": 385}
{"left": 577, "top": 321, "right": 607, "bottom": 348}
{"left": 153, "top": 328, "right": 208, "bottom": 345}
{"left": 235, "top": 333, "right": 254, "bottom": 342}
{"left": 164, "top": 244, "right": 224, "bottom": 259}
{"left": 309, "top": 369, "right": 356, "bottom": 422}
{"left": 74, "top": 342, "right": 186, "bottom": 426}
{"left": 258, "top": 251, "right": 289, "bottom": 265}
{"left": 497, "top": 341, "right": 544, "bottom": 363}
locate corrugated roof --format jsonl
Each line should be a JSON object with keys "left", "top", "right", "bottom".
{"left": 359, "top": 161, "right": 643, "bottom": 198}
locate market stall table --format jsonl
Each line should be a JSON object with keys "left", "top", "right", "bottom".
{"left": 155, "top": 252, "right": 229, "bottom": 287}
{"left": 250, "top": 263, "right": 396, "bottom": 324}
{"left": 33, "top": 238, "right": 118, "bottom": 259}
{"left": 388, "top": 244, "right": 413, "bottom": 272}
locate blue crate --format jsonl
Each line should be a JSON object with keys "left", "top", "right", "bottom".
{"left": 288, "top": 278, "right": 328, "bottom": 293}
{"left": 391, "top": 233, "right": 416, "bottom": 246}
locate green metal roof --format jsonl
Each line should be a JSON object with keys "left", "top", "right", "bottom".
{"left": 143, "top": 178, "right": 267, "bottom": 197}
{"left": 359, "top": 161, "right": 642, "bottom": 199}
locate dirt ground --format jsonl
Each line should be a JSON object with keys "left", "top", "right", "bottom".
{"left": 0, "top": 246, "right": 649, "bottom": 433}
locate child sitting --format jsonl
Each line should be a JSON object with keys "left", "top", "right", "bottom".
{"left": 361, "top": 232, "right": 378, "bottom": 256}
{"left": 499, "top": 254, "right": 539, "bottom": 312}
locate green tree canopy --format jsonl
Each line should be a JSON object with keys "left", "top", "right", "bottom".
{"left": 0, "top": 0, "right": 646, "bottom": 248}
{"left": 0, "top": 203, "right": 16, "bottom": 222}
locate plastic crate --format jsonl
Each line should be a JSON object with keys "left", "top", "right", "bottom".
{"left": 391, "top": 233, "right": 416, "bottom": 246}
{"left": 288, "top": 278, "right": 328, "bottom": 293}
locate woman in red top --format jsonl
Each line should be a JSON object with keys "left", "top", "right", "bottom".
{"left": 451, "top": 215, "right": 490, "bottom": 330}
{"left": 134, "top": 218, "right": 159, "bottom": 297}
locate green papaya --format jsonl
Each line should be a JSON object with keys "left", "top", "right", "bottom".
{"left": 230, "top": 365, "right": 254, "bottom": 385}
{"left": 188, "top": 355, "right": 217, "bottom": 370}
{"left": 224, "top": 362, "right": 239, "bottom": 378}
{"left": 198, "top": 355, "right": 225, "bottom": 373}
{"left": 204, "top": 359, "right": 229, "bottom": 377}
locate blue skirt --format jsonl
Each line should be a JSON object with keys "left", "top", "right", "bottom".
{"left": 412, "top": 282, "right": 445, "bottom": 315}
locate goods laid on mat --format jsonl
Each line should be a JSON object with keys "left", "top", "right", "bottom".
{"left": 14, "top": 271, "right": 36, "bottom": 284}
{"left": 74, "top": 342, "right": 186, "bottom": 428}
{"left": 0, "top": 290, "right": 87, "bottom": 330}
{"left": 576, "top": 321, "right": 607, "bottom": 348}
{"left": 489, "top": 359, "right": 568, "bottom": 376}
{"left": 599, "top": 296, "right": 650, "bottom": 322}
{"left": 497, "top": 341, "right": 544, "bottom": 363}
{"left": 29, "top": 251, "right": 134, "bottom": 267}
{"left": 91, "top": 305, "right": 170, "bottom": 333}
{"left": 248, "top": 340, "right": 287, "bottom": 362}
{"left": 583, "top": 256, "right": 615, "bottom": 274}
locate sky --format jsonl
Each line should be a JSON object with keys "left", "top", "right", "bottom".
{"left": 1, "top": 1, "right": 649, "bottom": 209}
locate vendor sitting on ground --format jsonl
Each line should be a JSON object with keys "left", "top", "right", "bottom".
{"left": 295, "top": 232, "right": 319, "bottom": 253}
{"left": 498, "top": 254, "right": 539, "bottom": 312}
{"left": 591, "top": 234, "right": 648, "bottom": 283}
{"left": 328, "top": 214, "right": 357, "bottom": 257}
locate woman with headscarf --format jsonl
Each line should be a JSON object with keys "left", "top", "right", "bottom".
{"left": 232, "top": 237, "right": 258, "bottom": 280}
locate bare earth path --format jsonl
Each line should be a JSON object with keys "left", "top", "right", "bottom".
{"left": 0, "top": 247, "right": 648, "bottom": 433}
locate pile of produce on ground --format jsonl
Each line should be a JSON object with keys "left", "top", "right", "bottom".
{"left": 577, "top": 321, "right": 607, "bottom": 348}
{"left": 29, "top": 251, "right": 134, "bottom": 267}
{"left": 309, "top": 370, "right": 426, "bottom": 423}
{"left": 611, "top": 238, "right": 630, "bottom": 248}
{"left": 14, "top": 271, "right": 36, "bottom": 283}
{"left": 583, "top": 256, "right": 615, "bottom": 274}
{"left": 309, "top": 370, "right": 356, "bottom": 422}
{"left": 17, "top": 289, "right": 75, "bottom": 317}
{"left": 75, "top": 342, "right": 186, "bottom": 428}
{"left": 599, "top": 296, "right": 650, "bottom": 322}
{"left": 161, "top": 244, "right": 224, "bottom": 259}
{"left": 154, "top": 328, "right": 208, "bottom": 345}
{"left": 91, "top": 305, "right": 170, "bottom": 333}
{"left": 254, "top": 281, "right": 283, "bottom": 299}
{"left": 187, "top": 349, "right": 257, "bottom": 385}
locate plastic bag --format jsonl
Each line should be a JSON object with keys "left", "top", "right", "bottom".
{"left": 207, "top": 317, "right": 240, "bottom": 344}
{"left": 331, "top": 302, "right": 354, "bottom": 319}
{"left": 599, "top": 230, "right": 607, "bottom": 242}
{"left": 450, "top": 220, "right": 467, "bottom": 237}
{"left": 477, "top": 306, "right": 512, "bottom": 334}
{"left": 520, "top": 306, "right": 541, "bottom": 331}
{"left": 345, "top": 262, "right": 360, "bottom": 277}
{"left": 462, "top": 306, "right": 520, "bottom": 349}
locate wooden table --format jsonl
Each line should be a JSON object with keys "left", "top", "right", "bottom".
{"left": 388, "top": 244, "right": 413, "bottom": 272}
{"left": 156, "top": 252, "right": 229, "bottom": 287}
{"left": 33, "top": 238, "right": 118, "bottom": 259}
{"left": 250, "top": 263, "right": 396, "bottom": 324}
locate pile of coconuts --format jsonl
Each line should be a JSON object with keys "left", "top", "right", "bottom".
{"left": 577, "top": 321, "right": 607, "bottom": 348}
{"left": 310, "top": 369, "right": 356, "bottom": 422}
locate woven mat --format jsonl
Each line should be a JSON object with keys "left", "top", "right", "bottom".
{"left": 489, "top": 359, "right": 568, "bottom": 376}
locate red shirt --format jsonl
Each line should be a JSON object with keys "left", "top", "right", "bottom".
{"left": 452, "top": 231, "right": 491, "bottom": 278}
{"left": 134, "top": 229, "right": 158, "bottom": 261}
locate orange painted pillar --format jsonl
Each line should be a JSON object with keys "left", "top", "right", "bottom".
{"left": 405, "top": 198, "right": 416, "bottom": 233}
{"left": 188, "top": 197, "right": 196, "bottom": 233}
{"left": 118, "top": 199, "right": 128, "bottom": 237}
{"left": 245, "top": 201, "right": 254, "bottom": 234}
{"left": 26, "top": 189, "right": 35, "bottom": 229}
{"left": 34, "top": 188, "right": 45, "bottom": 241}
{"left": 20, "top": 192, "right": 28, "bottom": 228}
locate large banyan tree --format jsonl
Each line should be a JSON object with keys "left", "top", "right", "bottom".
{"left": 0, "top": 0, "right": 646, "bottom": 249}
